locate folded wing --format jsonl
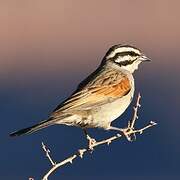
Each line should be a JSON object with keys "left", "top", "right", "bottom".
{"left": 52, "top": 70, "right": 131, "bottom": 114}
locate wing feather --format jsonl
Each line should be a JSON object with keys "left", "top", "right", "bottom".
{"left": 53, "top": 70, "right": 131, "bottom": 114}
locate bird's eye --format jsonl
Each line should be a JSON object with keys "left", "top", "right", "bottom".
{"left": 128, "top": 51, "right": 138, "bottom": 56}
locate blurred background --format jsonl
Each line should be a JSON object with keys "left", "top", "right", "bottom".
{"left": 1, "top": 0, "right": 180, "bottom": 179}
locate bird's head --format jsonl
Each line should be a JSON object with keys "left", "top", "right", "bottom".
{"left": 102, "top": 44, "right": 151, "bottom": 73}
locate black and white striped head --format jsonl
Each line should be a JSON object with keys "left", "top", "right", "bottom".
{"left": 103, "top": 44, "right": 150, "bottom": 73}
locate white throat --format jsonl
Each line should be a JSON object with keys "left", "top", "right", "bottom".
{"left": 121, "top": 60, "right": 141, "bottom": 73}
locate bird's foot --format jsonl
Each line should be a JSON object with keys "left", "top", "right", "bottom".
{"left": 86, "top": 134, "right": 97, "bottom": 150}
{"left": 119, "top": 126, "right": 136, "bottom": 142}
{"left": 108, "top": 124, "right": 136, "bottom": 142}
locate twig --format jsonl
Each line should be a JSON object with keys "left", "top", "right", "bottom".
{"left": 42, "top": 142, "right": 56, "bottom": 166}
{"left": 41, "top": 93, "right": 157, "bottom": 180}
{"left": 130, "top": 92, "right": 141, "bottom": 129}
{"left": 42, "top": 154, "right": 77, "bottom": 180}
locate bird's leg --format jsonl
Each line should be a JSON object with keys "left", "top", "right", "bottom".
{"left": 83, "top": 129, "right": 96, "bottom": 150}
{"left": 107, "top": 125, "right": 136, "bottom": 142}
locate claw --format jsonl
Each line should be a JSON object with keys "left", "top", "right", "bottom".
{"left": 86, "top": 134, "right": 96, "bottom": 150}
{"left": 83, "top": 129, "right": 97, "bottom": 150}
{"left": 121, "top": 127, "right": 136, "bottom": 142}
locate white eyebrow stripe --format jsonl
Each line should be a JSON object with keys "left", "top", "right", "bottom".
{"left": 107, "top": 47, "right": 140, "bottom": 58}
{"left": 114, "top": 55, "right": 136, "bottom": 63}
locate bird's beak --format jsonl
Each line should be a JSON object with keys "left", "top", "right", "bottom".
{"left": 140, "top": 55, "right": 151, "bottom": 62}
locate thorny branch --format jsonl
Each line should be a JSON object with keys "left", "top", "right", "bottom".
{"left": 42, "top": 142, "right": 56, "bottom": 166}
{"left": 40, "top": 93, "right": 157, "bottom": 180}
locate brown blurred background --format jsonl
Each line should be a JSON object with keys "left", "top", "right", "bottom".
{"left": 2, "top": 0, "right": 180, "bottom": 78}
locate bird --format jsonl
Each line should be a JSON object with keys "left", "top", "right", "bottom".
{"left": 10, "top": 44, "right": 150, "bottom": 145}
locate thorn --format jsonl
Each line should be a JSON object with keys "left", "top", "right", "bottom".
{"left": 117, "top": 133, "right": 121, "bottom": 137}
{"left": 78, "top": 149, "right": 85, "bottom": 158}
{"left": 42, "top": 142, "right": 45, "bottom": 148}
{"left": 128, "top": 121, "right": 131, "bottom": 127}
{"left": 89, "top": 149, "right": 94, "bottom": 154}
{"left": 107, "top": 140, "right": 111, "bottom": 145}
{"left": 150, "top": 121, "right": 157, "bottom": 125}
{"left": 79, "top": 154, "right": 83, "bottom": 159}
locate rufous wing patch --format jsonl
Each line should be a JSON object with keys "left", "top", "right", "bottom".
{"left": 92, "top": 77, "right": 131, "bottom": 97}
{"left": 53, "top": 76, "right": 131, "bottom": 112}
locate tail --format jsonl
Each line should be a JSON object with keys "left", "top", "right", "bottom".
{"left": 10, "top": 118, "right": 56, "bottom": 137}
